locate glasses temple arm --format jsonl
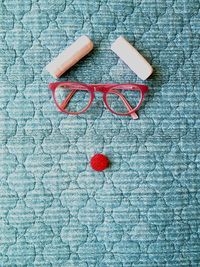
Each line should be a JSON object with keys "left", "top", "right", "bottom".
{"left": 110, "top": 90, "right": 138, "bottom": 120}
{"left": 60, "top": 90, "right": 76, "bottom": 110}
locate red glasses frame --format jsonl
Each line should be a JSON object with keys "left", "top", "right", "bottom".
{"left": 49, "top": 82, "right": 148, "bottom": 119}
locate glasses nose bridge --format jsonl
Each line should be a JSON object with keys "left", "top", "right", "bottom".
{"left": 93, "top": 85, "right": 107, "bottom": 93}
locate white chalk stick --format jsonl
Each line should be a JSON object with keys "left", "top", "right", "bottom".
{"left": 111, "top": 36, "right": 153, "bottom": 80}
{"left": 46, "top": 35, "right": 93, "bottom": 78}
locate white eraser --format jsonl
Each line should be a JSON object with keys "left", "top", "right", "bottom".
{"left": 111, "top": 36, "right": 153, "bottom": 80}
{"left": 46, "top": 35, "right": 93, "bottom": 78}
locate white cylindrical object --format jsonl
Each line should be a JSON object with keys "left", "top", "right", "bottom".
{"left": 46, "top": 35, "right": 93, "bottom": 78}
{"left": 111, "top": 36, "right": 153, "bottom": 80}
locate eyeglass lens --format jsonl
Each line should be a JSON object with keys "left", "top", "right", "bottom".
{"left": 54, "top": 85, "right": 91, "bottom": 113}
{"left": 106, "top": 88, "right": 141, "bottom": 114}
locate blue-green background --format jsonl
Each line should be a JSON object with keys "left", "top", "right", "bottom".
{"left": 1, "top": 0, "right": 200, "bottom": 266}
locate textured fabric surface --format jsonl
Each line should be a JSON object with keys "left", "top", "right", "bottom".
{"left": 1, "top": 0, "right": 200, "bottom": 266}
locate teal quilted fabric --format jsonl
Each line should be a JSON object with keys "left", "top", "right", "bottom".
{"left": 1, "top": 0, "right": 200, "bottom": 266}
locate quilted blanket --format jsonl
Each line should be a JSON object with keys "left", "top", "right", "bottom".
{"left": 1, "top": 0, "right": 200, "bottom": 266}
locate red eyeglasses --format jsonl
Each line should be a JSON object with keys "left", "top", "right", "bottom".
{"left": 49, "top": 82, "right": 148, "bottom": 119}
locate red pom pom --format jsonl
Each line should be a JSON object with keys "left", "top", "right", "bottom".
{"left": 90, "top": 154, "right": 109, "bottom": 171}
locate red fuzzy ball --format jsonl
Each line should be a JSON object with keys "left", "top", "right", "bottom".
{"left": 90, "top": 154, "right": 109, "bottom": 171}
